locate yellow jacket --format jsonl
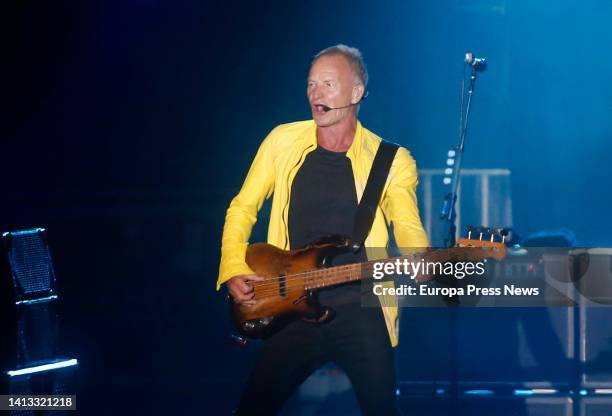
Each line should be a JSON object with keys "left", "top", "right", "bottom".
{"left": 217, "top": 120, "right": 428, "bottom": 347}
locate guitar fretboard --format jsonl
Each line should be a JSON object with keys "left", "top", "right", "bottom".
{"left": 302, "top": 254, "right": 419, "bottom": 290}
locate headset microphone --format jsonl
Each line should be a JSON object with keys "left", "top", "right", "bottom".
{"left": 321, "top": 91, "right": 369, "bottom": 112}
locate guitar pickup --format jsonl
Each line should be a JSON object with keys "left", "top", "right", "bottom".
{"left": 278, "top": 274, "right": 287, "bottom": 297}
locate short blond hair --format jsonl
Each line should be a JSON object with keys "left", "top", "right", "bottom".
{"left": 313, "top": 44, "right": 368, "bottom": 88}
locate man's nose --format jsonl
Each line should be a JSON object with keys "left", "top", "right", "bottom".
{"left": 309, "top": 85, "right": 323, "bottom": 101}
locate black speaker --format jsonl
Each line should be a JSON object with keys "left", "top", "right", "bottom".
{"left": 396, "top": 394, "right": 574, "bottom": 416}
{"left": 455, "top": 307, "right": 575, "bottom": 384}
{"left": 1, "top": 228, "right": 60, "bottom": 372}
{"left": 1, "top": 228, "right": 57, "bottom": 303}
{"left": 580, "top": 396, "right": 612, "bottom": 415}
{"left": 581, "top": 305, "right": 612, "bottom": 388}
{"left": 457, "top": 395, "right": 573, "bottom": 416}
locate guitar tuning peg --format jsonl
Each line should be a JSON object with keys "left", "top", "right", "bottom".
{"left": 488, "top": 228, "right": 496, "bottom": 242}
{"left": 499, "top": 228, "right": 511, "bottom": 244}
{"left": 465, "top": 225, "right": 474, "bottom": 239}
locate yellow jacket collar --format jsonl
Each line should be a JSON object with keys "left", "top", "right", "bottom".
{"left": 303, "top": 119, "right": 364, "bottom": 161}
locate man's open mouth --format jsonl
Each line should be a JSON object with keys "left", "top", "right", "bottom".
{"left": 312, "top": 104, "right": 327, "bottom": 114}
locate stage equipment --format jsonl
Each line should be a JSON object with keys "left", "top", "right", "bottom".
{"left": 1, "top": 228, "right": 59, "bottom": 370}
{"left": 437, "top": 53, "right": 489, "bottom": 413}
{"left": 418, "top": 168, "right": 513, "bottom": 247}
{"left": 0, "top": 228, "right": 78, "bottom": 403}
{"left": 2, "top": 228, "right": 57, "bottom": 303}
{"left": 440, "top": 52, "right": 488, "bottom": 248}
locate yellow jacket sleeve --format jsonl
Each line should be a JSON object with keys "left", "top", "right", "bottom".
{"left": 382, "top": 147, "right": 429, "bottom": 248}
{"left": 216, "top": 133, "right": 276, "bottom": 290}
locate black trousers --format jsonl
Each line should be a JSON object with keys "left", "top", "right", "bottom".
{"left": 235, "top": 302, "right": 399, "bottom": 416}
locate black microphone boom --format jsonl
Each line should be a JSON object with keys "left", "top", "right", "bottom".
{"left": 322, "top": 102, "right": 357, "bottom": 112}
{"left": 321, "top": 91, "right": 369, "bottom": 112}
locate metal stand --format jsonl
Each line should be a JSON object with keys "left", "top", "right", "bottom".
{"left": 438, "top": 56, "right": 485, "bottom": 413}
{"left": 440, "top": 65, "right": 480, "bottom": 248}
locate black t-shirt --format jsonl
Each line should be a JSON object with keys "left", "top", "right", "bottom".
{"left": 288, "top": 145, "right": 366, "bottom": 305}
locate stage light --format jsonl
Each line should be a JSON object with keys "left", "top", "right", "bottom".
{"left": 464, "top": 389, "right": 494, "bottom": 395}
{"left": 532, "top": 389, "right": 558, "bottom": 394}
{"left": 15, "top": 295, "right": 58, "bottom": 305}
{"left": 595, "top": 389, "right": 612, "bottom": 394}
{"left": 6, "top": 359, "right": 78, "bottom": 377}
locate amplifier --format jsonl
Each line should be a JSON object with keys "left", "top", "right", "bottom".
{"left": 1, "top": 228, "right": 60, "bottom": 371}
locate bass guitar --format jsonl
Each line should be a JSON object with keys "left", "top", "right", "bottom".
{"left": 230, "top": 232, "right": 507, "bottom": 339}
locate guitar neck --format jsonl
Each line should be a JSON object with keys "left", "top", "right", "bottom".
{"left": 302, "top": 254, "right": 417, "bottom": 290}
{"left": 301, "top": 239, "right": 506, "bottom": 290}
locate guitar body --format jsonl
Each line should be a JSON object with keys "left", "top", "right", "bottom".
{"left": 231, "top": 238, "right": 350, "bottom": 339}
{"left": 229, "top": 233, "right": 507, "bottom": 340}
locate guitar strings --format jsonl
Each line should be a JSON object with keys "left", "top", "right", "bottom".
{"left": 252, "top": 264, "right": 366, "bottom": 293}
{"left": 249, "top": 262, "right": 374, "bottom": 291}
{"left": 249, "top": 264, "right": 397, "bottom": 301}
{"left": 241, "top": 254, "right": 477, "bottom": 301}
{"left": 250, "top": 269, "right": 365, "bottom": 300}
{"left": 235, "top": 247, "right": 497, "bottom": 301}
{"left": 248, "top": 252, "right": 488, "bottom": 300}
{"left": 235, "top": 263, "right": 369, "bottom": 299}
{"left": 244, "top": 251, "right": 438, "bottom": 297}
{"left": 242, "top": 246, "right": 461, "bottom": 291}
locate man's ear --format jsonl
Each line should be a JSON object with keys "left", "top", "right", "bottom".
{"left": 352, "top": 83, "right": 365, "bottom": 104}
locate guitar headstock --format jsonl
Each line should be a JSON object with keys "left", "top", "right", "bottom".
{"left": 455, "top": 226, "right": 508, "bottom": 261}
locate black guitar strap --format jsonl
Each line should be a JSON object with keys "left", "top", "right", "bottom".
{"left": 352, "top": 140, "right": 399, "bottom": 248}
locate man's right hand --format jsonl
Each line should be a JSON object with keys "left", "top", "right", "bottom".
{"left": 227, "top": 274, "right": 264, "bottom": 306}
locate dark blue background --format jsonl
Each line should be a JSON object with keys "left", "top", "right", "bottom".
{"left": 3, "top": 1, "right": 611, "bottom": 414}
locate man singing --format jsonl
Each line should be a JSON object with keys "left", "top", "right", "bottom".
{"left": 217, "top": 44, "right": 428, "bottom": 415}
